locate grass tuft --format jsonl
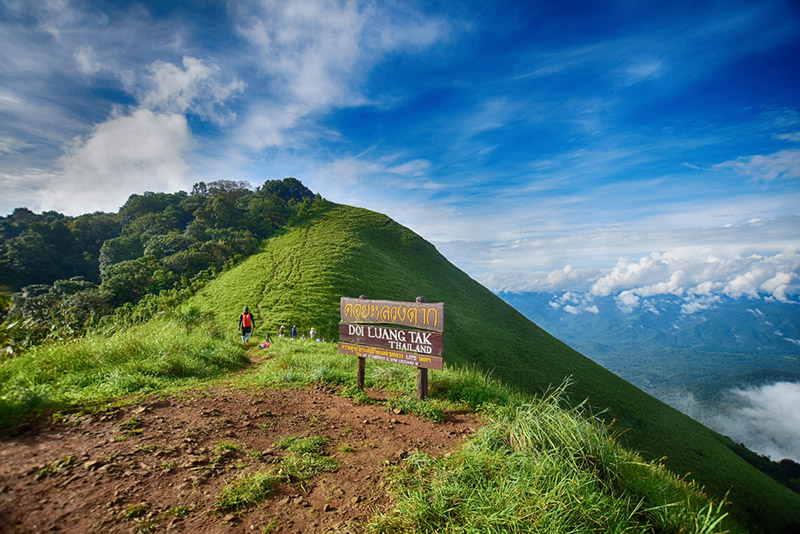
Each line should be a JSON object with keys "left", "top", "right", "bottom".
{"left": 217, "top": 471, "right": 281, "bottom": 512}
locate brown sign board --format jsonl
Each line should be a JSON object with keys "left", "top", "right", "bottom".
{"left": 339, "top": 323, "right": 443, "bottom": 356}
{"left": 337, "top": 342, "right": 444, "bottom": 371}
{"left": 340, "top": 297, "right": 444, "bottom": 332}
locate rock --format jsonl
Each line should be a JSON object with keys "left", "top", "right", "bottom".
{"left": 350, "top": 496, "right": 361, "bottom": 505}
{"left": 83, "top": 460, "right": 105, "bottom": 471}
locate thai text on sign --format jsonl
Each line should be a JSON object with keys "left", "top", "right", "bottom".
{"left": 340, "top": 297, "right": 444, "bottom": 332}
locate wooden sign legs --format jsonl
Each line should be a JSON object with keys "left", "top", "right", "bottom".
{"left": 357, "top": 356, "right": 366, "bottom": 389}
{"left": 416, "top": 368, "right": 428, "bottom": 401}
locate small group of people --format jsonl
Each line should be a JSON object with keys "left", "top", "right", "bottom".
{"left": 238, "top": 306, "right": 322, "bottom": 346}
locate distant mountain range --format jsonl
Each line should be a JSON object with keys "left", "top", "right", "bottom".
{"left": 499, "top": 291, "right": 800, "bottom": 462}
{"left": 499, "top": 292, "right": 800, "bottom": 397}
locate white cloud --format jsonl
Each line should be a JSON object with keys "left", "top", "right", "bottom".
{"left": 137, "top": 56, "right": 244, "bottom": 126}
{"left": 680, "top": 295, "right": 722, "bottom": 315}
{"left": 0, "top": 136, "right": 32, "bottom": 154}
{"left": 774, "top": 132, "right": 800, "bottom": 142}
{"left": 229, "top": 0, "right": 449, "bottom": 149}
{"left": 586, "top": 251, "right": 800, "bottom": 306}
{"left": 42, "top": 108, "right": 194, "bottom": 214}
{"left": 716, "top": 382, "right": 800, "bottom": 462}
{"left": 615, "top": 290, "right": 640, "bottom": 313}
{"left": 74, "top": 44, "right": 102, "bottom": 76}
{"left": 715, "top": 149, "right": 800, "bottom": 182}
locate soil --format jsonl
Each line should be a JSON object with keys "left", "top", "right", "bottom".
{"left": 0, "top": 356, "right": 480, "bottom": 534}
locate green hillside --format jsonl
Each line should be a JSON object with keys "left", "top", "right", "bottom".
{"left": 190, "top": 202, "right": 800, "bottom": 533}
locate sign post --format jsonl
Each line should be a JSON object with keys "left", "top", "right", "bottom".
{"left": 338, "top": 296, "right": 444, "bottom": 400}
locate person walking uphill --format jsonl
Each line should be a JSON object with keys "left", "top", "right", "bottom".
{"left": 238, "top": 306, "right": 255, "bottom": 344}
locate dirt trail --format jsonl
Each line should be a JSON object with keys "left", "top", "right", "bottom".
{"left": 0, "top": 381, "right": 478, "bottom": 533}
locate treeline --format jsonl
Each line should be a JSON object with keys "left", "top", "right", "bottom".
{"left": 0, "top": 177, "right": 324, "bottom": 350}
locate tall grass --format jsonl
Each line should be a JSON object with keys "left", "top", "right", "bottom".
{"left": 232, "top": 341, "right": 740, "bottom": 532}
{"left": 0, "top": 312, "right": 247, "bottom": 426}
{"left": 368, "top": 383, "right": 736, "bottom": 534}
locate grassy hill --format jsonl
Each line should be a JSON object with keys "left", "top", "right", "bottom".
{"left": 190, "top": 201, "right": 800, "bottom": 533}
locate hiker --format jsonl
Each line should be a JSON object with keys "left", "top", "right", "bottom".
{"left": 259, "top": 333, "right": 272, "bottom": 349}
{"left": 238, "top": 306, "right": 255, "bottom": 344}
{"left": 309, "top": 327, "right": 317, "bottom": 340}
{"left": 291, "top": 325, "right": 298, "bottom": 339}
{"left": 278, "top": 325, "right": 285, "bottom": 337}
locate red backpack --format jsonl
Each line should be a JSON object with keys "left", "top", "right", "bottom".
{"left": 242, "top": 313, "right": 252, "bottom": 328}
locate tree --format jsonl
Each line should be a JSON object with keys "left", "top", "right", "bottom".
{"left": 143, "top": 232, "right": 196, "bottom": 259}
{"left": 100, "top": 256, "right": 164, "bottom": 305}
{"left": 99, "top": 235, "right": 144, "bottom": 275}
{"left": 3, "top": 220, "right": 85, "bottom": 288}
{"left": 118, "top": 191, "right": 186, "bottom": 224}
{"left": 260, "top": 177, "right": 314, "bottom": 203}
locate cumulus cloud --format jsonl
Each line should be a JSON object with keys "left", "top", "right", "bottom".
{"left": 44, "top": 108, "right": 193, "bottom": 214}
{"left": 490, "top": 243, "right": 800, "bottom": 315}
{"left": 548, "top": 291, "right": 599, "bottom": 315}
{"left": 581, "top": 251, "right": 800, "bottom": 312}
{"left": 680, "top": 295, "right": 722, "bottom": 315}
{"left": 615, "top": 290, "right": 640, "bottom": 313}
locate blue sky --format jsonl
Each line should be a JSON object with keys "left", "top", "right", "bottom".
{"left": 2, "top": 0, "right": 799, "bottom": 308}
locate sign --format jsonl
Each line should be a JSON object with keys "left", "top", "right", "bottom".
{"left": 338, "top": 323, "right": 443, "bottom": 355}
{"left": 337, "top": 341, "right": 444, "bottom": 371}
{"left": 338, "top": 296, "right": 445, "bottom": 399}
{"left": 340, "top": 297, "right": 444, "bottom": 332}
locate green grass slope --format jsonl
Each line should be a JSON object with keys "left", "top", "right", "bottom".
{"left": 189, "top": 202, "right": 800, "bottom": 533}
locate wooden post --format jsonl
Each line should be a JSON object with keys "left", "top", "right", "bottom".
{"left": 356, "top": 294, "right": 367, "bottom": 389}
{"left": 357, "top": 357, "right": 366, "bottom": 390}
{"left": 415, "top": 296, "right": 428, "bottom": 401}
{"left": 416, "top": 368, "right": 428, "bottom": 401}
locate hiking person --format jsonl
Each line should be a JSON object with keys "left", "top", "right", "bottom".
{"left": 259, "top": 333, "right": 272, "bottom": 349}
{"left": 238, "top": 306, "right": 255, "bottom": 344}
{"left": 291, "top": 325, "right": 298, "bottom": 339}
{"left": 278, "top": 325, "right": 285, "bottom": 337}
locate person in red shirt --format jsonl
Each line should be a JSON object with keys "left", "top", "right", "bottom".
{"left": 238, "top": 306, "right": 255, "bottom": 344}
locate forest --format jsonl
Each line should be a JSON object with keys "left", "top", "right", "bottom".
{"left": 0, "top": 177, "right": 325, "bottom": 352}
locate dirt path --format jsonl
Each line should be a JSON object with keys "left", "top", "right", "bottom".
{"left": 0, "top": 384, "right": 479, "bottom": 533}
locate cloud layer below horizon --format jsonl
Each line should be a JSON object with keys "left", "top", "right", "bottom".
{"left": 670, "top": 382, "right": 800, "bottom": 463}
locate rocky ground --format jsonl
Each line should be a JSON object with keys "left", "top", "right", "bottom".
{"left": 0, "top": 372, "right": 478, "bottom": 533}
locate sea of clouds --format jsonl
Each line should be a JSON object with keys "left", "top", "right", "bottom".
{"left": 665, "top": 382, "right": 800, "bottom": 463}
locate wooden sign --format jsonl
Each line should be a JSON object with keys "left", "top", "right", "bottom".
{"left": 338, "top": 296, "right": 445, "bottom": 400}
{"left": 340, "top": 297, "right": 444, "bottom": 332}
